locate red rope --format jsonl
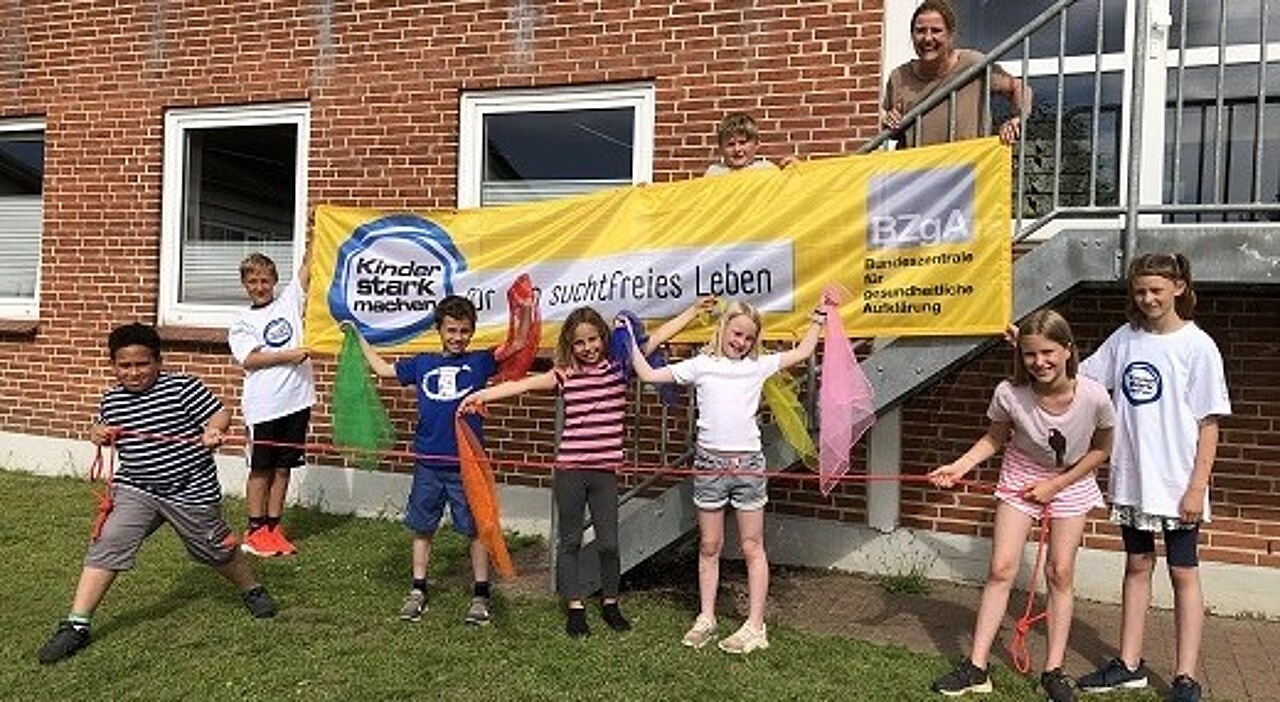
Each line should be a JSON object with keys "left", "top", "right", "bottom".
{"left": 1008, "top": 503, "right": 1053, "bottom": 674}
{"left": 86, "top": 429, "right": 119, "bottom": 542}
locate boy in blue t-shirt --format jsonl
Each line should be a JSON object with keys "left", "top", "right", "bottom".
{"left": 38, "top": 323, "right": 276, "bottom": 665}
{"left": 351, "top": 294, "right": 529, "bottom": 626}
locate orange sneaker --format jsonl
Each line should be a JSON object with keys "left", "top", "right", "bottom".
{"left": 269, "top": 525, "right": 297, "bottom": 556}
{"left": 240, "top": 527, "right": 280, "bottom": 557}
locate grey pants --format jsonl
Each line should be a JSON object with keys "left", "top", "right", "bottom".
{"left": 553, "top": 469, "right": 620, "bottom": 599}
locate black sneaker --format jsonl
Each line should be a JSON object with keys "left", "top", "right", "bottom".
{"left": 38, "top": 621, "right": 91, "bottom": 665}
{"left": 1077, "top": 658, "right": 1150, "bottom": 692}
{"left": 1041, "top": 668, "right": 1077, "bottom": 702}
{"left": 242, "top": 586, "right": 278, "bottom": 619}
{"left": 601, "top": 602, "right": 631, "bottom": 632}
{"left": 565, "top": 607, "right": 590, "bottom": 638}
{"left": 1168, "top": 675, "right": 1202, "bottom": 702}
{"left": 932, "top": 658, "right": 992, "bottom": 696}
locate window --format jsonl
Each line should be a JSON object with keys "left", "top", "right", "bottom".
{"left": 458, "top": 84, "right": 655, "bottom": 207}
{"left": 159, "top": 104, "right": 309, "bottom": 327}
{"left": 0, "top": 121, "right": 44, "bottom": 320}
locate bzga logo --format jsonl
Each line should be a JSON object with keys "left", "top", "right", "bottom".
{"left": 866, "top": 166, "right": 976, "bottom": 250}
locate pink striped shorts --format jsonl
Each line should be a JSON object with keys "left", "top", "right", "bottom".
{"left": 995, "top": 447, "right": 1105, "bottom": 519}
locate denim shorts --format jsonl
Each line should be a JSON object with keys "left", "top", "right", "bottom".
{"left": 404, "top": 464, "right": 476, "bottom": 537}
{"left": 692, "top": 448, "right": 767, "bottom": 511}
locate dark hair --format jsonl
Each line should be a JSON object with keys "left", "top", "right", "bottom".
{"left": 108, "top": 322, "right": 162, "bottom": 362}
{"left": 434, "top": 295, "right": 477, "bottom": 329}
{"left": 911, "top": 0, "right": 958, "bottom": 34}
{"left": 716, "top": 112, "right": 760, "bottom": 146}
{"left": 239, "top": 252, "right": 278, "bottom": 282}
{"left": 1125, "top": 252, "right": 1197, "bottom": 327}
{"left": 1011, "top": 309, "right": 1077, "bottom": 385}
{"left": 555, "top": 307, "right": 609, "bottom": 369}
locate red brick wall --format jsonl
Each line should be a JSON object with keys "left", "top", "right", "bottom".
{"left": 3, "top": 1, "right": 1277, "bottom": 570}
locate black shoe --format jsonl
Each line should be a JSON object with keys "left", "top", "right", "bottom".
{"left": 1041, "top": 668, "right": 1077, "bottom": 702}
{"left": 1167, "top": 675, "right": 1202, "bottom": 702}
{"left": 38, "top": 621, "right": 91, "bottom": 665}
{"left": 242, "top": 586, "right": 278, "bottom": 619}
{"left": 601, "top": 602, "right": 631, "bottom": 632}
{"left": 932, "top": 658, "right": 992, "bottom": 696}
{"left": 1077, "top": 658, "right": 1150, "bottom": 692}
{"left": 565, "top": 607, "right": 590, "bottom": 638}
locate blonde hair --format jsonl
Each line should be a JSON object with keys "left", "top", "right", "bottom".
{"left": 703, "top": 300, "right": 763, "bottom": 359}
{"left": 555, "top": 307, "right": 609, "bottom": 370}
{"left": 1011, "top": 309, "right": 1077, "bottom": 385}
{"left": 716, "top": 113, "right": 760, "bottom": 147}
{"left": 1125, "top": 252, "right": 1197, "bottom": 328}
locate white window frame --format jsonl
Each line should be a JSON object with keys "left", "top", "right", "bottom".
{"left": 457, "top": 83, "right": 656, "bottom": 208}
{"left": 0, "top": 118, "right": 45, "bottom": 321}
{"left": 159, "top": 103, "right": 310, "bottom": 328}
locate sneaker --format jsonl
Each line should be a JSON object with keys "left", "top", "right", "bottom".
{"left": 717, "top": 621, "right": 769, "bottom": 654}
{"left": 932, "top": 659, "right": 992, "bottom": 696}
{"left": 601, "top": 602, "right": 631, "bottom": 632}
{"left": 240, "top": 528, "right": 280, "bottom": 557}
{"left": 268, "top": 525, "right": 297, "bottom": 556}
{"left": 464, "top": 596, "right": 491, "bottom": 626}
{"left": 242, "top": 586, "right": 278, "bottom": 618}
{"left": 1168, "top": 675, "right": 1202, "bottom": 702}
{"left": 37, "top": 621, "right": 91, "bottom": 664}
{"left": 1041, "top": 668, "right": 1077, "bottom": 702}
{"left": 1077, "top": 658, "right": 1150, "bottom": 692}
{"left": 565, "top": 607, "right": 590, "bottom": 638}
{"left": 399, "top": 589, "right": 427, "bottom": 622}
{"left": 681, "top": 614, "right": 717, "bottom": 649}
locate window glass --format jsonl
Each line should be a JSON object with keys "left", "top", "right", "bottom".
{"left": 1165, "top": 64, "right": 1280, "bottom": 220}
{"left": 944, "top": 0, "right": 1124, "bottom": 58}
{"left": 0, "top": 129, "right": 43, "bottom": 303}
{"left": 1169, "top": 0, "right": 1280, "bottom": 48}
{"left": 1019, "top": 72, "right": 1124, "bottom": 215}
{"left": 179, "top": 124, "right": 297, "bottom": 305}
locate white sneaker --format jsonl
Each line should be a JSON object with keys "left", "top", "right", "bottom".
{"left": 717, "top": 621, "right": 768, "bottom": 654}
{"left": 681, "top": 614, "right": 717, "bottom": 649}
{"left": 399, "top": 589, "right": 426, "bottom": 622}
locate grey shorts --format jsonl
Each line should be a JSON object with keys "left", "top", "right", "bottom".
{"left": 693, "top": 448, "right": 768, "bottom": 511}
{"left": 85, "top": 485, "right": 239, "bottom": 571}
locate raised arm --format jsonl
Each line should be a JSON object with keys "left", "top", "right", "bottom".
{"left": 344, "top": 323, "right": 396, "bottom": 378}
{"left": 297, "top": 247, "right": 311, "bottom": 292}
{"left": 776, "top": 307, "right": 826, "bottom": 371}
{"left": 624, "top": 322, "right": 677, "bottom": 384}
{"left": 642, "top": 296, "right": 716, "bottom": 355}
{"left": 458, "top": 369, "right": 558, "bottom": 414}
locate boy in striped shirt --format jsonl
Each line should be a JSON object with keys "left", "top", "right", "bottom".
{"left": 38, "top": 323, "right": 276, "bottom": 665}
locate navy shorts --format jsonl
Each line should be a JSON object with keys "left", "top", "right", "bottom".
{"left": 404, "top": 464, "right": 476, "bottom": 537}
{"left": 247, "top": 407, "right": 310, "bottom": 471}
{"left": 1120, "top": 523, "right": 1201, "bottom": 568}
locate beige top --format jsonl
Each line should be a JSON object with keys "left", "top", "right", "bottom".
{"left": 884, "top": 49, "right": 1011, "bottom": 147}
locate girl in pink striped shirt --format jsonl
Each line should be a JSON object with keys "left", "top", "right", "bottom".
{"left": 461, "top": 301, "right": 710, "bottom": 638}
{"left": 928, "top": 309, "right": 1115, "bottom": 701}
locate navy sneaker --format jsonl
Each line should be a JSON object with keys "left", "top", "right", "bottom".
{"left": 242, "top": 586, "right": 278, "bottom": 619}
{"left": 1168, "top": 675, "right": 1202, "bottom": 702}
{"left": 1041, "top": 667, "right": 1077, "bottom": 702}
{"left": 932, "top": 658, "right": 992, "bottom": 696}
{"left": 1077, "top": 658, "right": 1150, "bottom": 692}
{"left": 38, "top": 621, "right": 91, "bottom": 665}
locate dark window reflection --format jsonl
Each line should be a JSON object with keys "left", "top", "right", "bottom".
{"left": 1165, "top": 64, "right": 1280, "bottom": 221}
{"left": 0, "top": 135, "right": 43, "bottom": 196}
{"left": 484, "top": 108, "right": 633, "bottom": 181}
{"left": 946, "top": 0, "right": 1123, "bottom": 58}
{"left": 1169, "top": 0, "right": 1280, "bottom": 48}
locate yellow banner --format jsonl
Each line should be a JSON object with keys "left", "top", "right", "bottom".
{"left": 306, "top": 138, "right": 1011, "bottom": 353}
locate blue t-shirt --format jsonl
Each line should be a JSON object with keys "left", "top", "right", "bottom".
{"left": 395, "top": 349, "right": 497, "bottom": 471}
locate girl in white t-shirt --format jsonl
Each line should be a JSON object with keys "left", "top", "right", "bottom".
{"left": 626, "top": 298, "right": 826, "bottom": 655}
{"left": 928, "top": 310, "right": 1115, "bottom": 701}
{"left": 1075, "top": 253, "right": 1231, "bottom": 701}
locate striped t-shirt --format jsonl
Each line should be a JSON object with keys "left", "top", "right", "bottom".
{"left": 555, "top": 360, "right": 627, "bottom": 469}
{"left": 101, "top": 372, "right": 224, "bottom": 506}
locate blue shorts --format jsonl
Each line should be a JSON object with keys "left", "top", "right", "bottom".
{"left": 404, "top": 465, "right": 476, "bottom": 538}
{"left": 1120, "top": 523, "right": 1200, "bottom": 568}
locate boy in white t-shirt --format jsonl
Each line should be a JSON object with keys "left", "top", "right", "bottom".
{"left": 704, "top": 113, "right": 793, "bottom": 176}
{"left": 228, "top": 253, "right": 316, "bottom": 558}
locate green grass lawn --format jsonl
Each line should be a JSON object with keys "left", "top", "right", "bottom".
{"left": 2, "top": 469, "right": 1161, "bottom": 701}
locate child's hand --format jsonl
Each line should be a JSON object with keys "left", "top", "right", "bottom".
{"left": 457, "top": 394, "right": 485, "bottom": 416}
{"left": 613, "top": 314, "right": 637, "bottom": 337}
{"left": 1178, "top": 484, "right": 1206, "bottom": 523}
{"left": 1003, "top": 323, "right": 1019, "bottom": 348}
{"left": 89, "top": 421, "right": 114, "bottom": 447}
{"left": 927, "top": 462, "right": 967, "bottom": 488}
{"left": 693, "top": 296, "right": 718, "bottom": 314}
{"left": 1021, "top": 480, "right": 1061, "bottom": 505}
{"left": 295, "top": 347, "right": 313, "bottom": 363}
{"left": 201, "top": 425, "right": 226, "bottom": 448}
{"left": 820, "top": 283, "right": 846, "bottom": 309}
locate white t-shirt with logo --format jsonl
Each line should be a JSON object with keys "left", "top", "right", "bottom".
{"left": 668, "top": 353, "right": 783, "bottom": 452}
{"left": 1079, "top": 322, "right": 1231, "bottom": 519}
{"left": 228, "top": 274, "right": 316, "bottom": 425}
